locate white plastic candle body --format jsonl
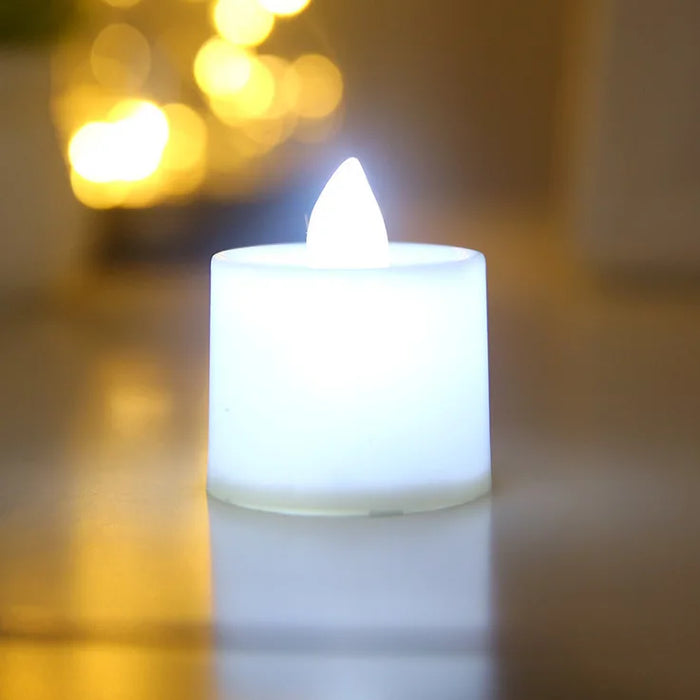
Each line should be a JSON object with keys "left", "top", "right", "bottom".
{"left": 208, "top": 243, "right": 490, "bottom": 515}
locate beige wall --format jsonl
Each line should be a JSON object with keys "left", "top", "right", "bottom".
{"left": 310, "top": 0, "right": 569, "bottom": 202}
{"left": 561, "top": 0, "right": 700, "bottom": 268}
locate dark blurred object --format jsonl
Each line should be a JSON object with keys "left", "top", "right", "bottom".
{"left": 98, "top": 175, "right": 323, "bottom": 266}
{"left": 0, "top": 0, "right": 75, "bottom": 46}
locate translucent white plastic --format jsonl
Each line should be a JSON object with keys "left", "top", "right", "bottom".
{"left": 208, "top": 242, "right": 491, "bottom": 514}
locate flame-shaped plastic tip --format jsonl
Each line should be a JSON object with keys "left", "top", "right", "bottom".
{"left": 306, "top": 157, "right": 389, "bottom": 269}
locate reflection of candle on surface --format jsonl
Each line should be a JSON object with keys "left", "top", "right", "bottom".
{"left": 208, "top": 497, "right": 491, "bottom": 696}
{"left": 208, "top": 158, "right": 490, "bottom": 515}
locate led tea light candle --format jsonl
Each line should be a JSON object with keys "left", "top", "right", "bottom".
{"left": 208, "top": 158, "right": 490, "bottom": 515}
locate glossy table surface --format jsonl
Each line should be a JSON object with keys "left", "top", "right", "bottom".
{"left": 1, "top": 210, "right": 700, "bottom": 699}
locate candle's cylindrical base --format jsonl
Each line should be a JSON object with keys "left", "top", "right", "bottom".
{"left": 208, "top": 243, "right": 491, "bottom": 518}
{"left": 207, "top": 472, "right": 491, "bottom": 517}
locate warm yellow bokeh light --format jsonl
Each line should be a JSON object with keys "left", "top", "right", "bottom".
{"left": 101, "top": 0, "right": 141, "bottom": 7}
{"left": 68, "top": 100, "right": 169, "bottom": 185}
{"left": 212, "top": 0, "right": 274, "bottom": 47}
{"left": 208, "top": 55, "right": 275, "bottom": 122}
{"left": 69, "top": 121, "right": 119, "bottom": 184}
{"left": 52, "top": 84, "right": 118, "bottom": 139}
{"left": 293, "top": 111, "right": 341, "bottom": 142}
{"left": 67, "top": 99, "right": 210, "bottom": 207}
{"left": 161, "top": 103, "right": 207, "bottom": 173}
{"left": 286, "top": 54, "right": 343, "bottom": 119}
{"left": 159, "top": 104, "right": 208, "bottom": 198}
{"left": 120, "top": 172, "right": 164, "bottom": 208}
{"left": 91, "top": 24, "right": 151, "bottom": 91}
{"left": 205, "top": 115, "right": 258, "bottom": 172}
{"left": 58, "top": 0, "right": 341, "bottom": 207}
{"left": 108, "top": 101, "right": 170, "bottom": 180}
{"left": 258, "top": 0, "right": 310, "bottom": 16}
{"left": 194, "top": 38, "right": 252, "bottom": 96}
{"left": 258, "top": 54, "right": 295, "bottom": 119}
{"left": 238, "top": 118, "right": 286, "bottom": 153}
{"left": 70, "top": 170, "right": 129, "bottom": 209}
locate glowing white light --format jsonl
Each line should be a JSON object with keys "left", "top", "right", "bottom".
{"left": 306, "top": 157, "right": 389, "bottom": 269}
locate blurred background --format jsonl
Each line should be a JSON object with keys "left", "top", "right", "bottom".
{"left": 1, "top": 0, "right": 700, "bottom": 698}
{"left": 2, "top": 0, "right": 698, "bottom": 279}
{"left": 2, "top": 0, "right": 586, "bottom": 279}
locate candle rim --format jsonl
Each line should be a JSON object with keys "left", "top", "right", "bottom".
{"left": 212, "top": 242, "right": 483, "bottom": 271}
